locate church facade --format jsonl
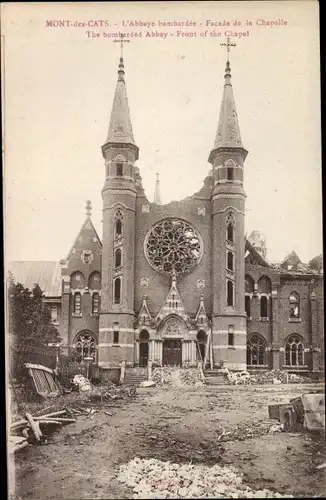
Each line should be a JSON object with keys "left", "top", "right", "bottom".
{"left": 9, "top": 52, "right": 324, "bottom": 376}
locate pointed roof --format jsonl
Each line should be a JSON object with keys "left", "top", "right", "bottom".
{"left": 153, "top": 173, "right": 162, "bottom": 204}
{"left": 209, "top": 60, "right": 247, "bottom": 163}
{"left": 195, "top": 293, "right": 208, "bottom": 326}
{"left": 156, "top": 272, "right": 188, "bottom": 323}
{"left": 137, "top": 295, "right": 152, "bottom": 327}
{"left": 65, "top": 202, "right": 102, "bottom": 263}
{"left": 103, "top": 57, "right": 139, "bottom": 158}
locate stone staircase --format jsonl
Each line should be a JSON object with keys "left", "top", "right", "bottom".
{"left": 204, "top": 369, "right": 228, "bottom": 386}
{"left": 123, "top": 367, "right": 148, "bottom": 387}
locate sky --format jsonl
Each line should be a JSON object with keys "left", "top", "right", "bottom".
{"left": 3, "top": 1, "right": 322, "bottom": 264}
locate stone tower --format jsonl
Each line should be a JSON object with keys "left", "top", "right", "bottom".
{"left": 99, "top": 56, "right": 138, "bottom": 368}
{"left": 209, "top": 58, "right": 248, "bottom": 370}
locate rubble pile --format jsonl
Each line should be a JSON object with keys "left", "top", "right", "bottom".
{"left": 117, "top": 457, "right": 293, "bottom": 499}
{"left": 221, "top": 368, "right": 251, "bottom": 385}
{"left": 152, "top": 368, "right": 203, "bottom": 387}
{"left": 71, "top": 374, "right": 136, "bottom": 401}
{"left": 249, "top": 370, "right": 311, "bottom": 385}
{"left": 88, "top": 382, "right": 136, "bottom": 401}
{"left": 179, "top": 369, "right": 204, "bottom": 387}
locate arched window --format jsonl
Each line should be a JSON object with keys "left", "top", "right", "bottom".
{"left": 115, "top": 248, "right": 122, "bottom": 268}
{"left": 227, "top": 224, "right": 234, "bottom": 242}
{"left": 88, "top": 271, "right": 101, "bottom": 290}
{"left": 260, "top": 296, "right": 268, "bottom": 318}
{"left": 245, "top": 295, "right": 251, "bottom": 318}
{"left": 285, "top": 335, "right": 304, "bottom": 366}
{"left": 116, "top": 163, "right": 123, "bottom": 176}
{"left": 228, "top": 325, "right": 234, "bottom": 346}
{"left": 227, "top": 167, "right": 234, "bottom": 181}
{"left": 257, "top": 276, "right": 272, "bottom": 294}
{"left": 70, "top": 271, "right": 85, "bottom": 290}
{"left": 247, "top": 334, "right": 266, "bottom": 366}
{"left": 73, "top": 293, "right": 81, "bottom": 315}
{"left": 227, "top": 280, "right": 234, "bottom": 307}
{"left": 114, "top": 277, "right": 121, "bottom": 304}
{"left": 245, "top": 275, "right": 254, "bottom": 293}
{"left": 75, "top": 331, "right": 96, "bottom": 362}
{"left": 92, "top": 293, "right": 100, "bottom": 314}
{"left": 227, "top": 251, "right": 234, "bottom": 271}
{"left": 289, "top": 292, "right": 300, "bottom": 318}
{"left": 114, "top": 209, "right": 123, "bottom": 238}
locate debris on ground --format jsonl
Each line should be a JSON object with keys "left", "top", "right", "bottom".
{"left": 10, "top": 407, "right": 77, "bottom": 450}
{"left": 152, "top": 368, "right": 203, "bottom": 387}
{"left": 268, "top": 393, "right": 325, "bottom": 432}
{"left": 140, "top": 380, "right": 156, "bottom": 388}
{"left": 217, "top": 368, "right": 251, "bottom": 385}
{"left": 250, "top": 370, "right": 312, "bottom": 385}
{"left": 73, "top": 374, "right": 92, "bottom": 392}
{"left": 117, "top": 457, "right": 293, "bottom": 498}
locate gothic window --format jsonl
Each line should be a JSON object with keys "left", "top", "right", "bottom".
{"left": 227, "top": 167, "right": 234, "bottom": 181}
{"left": 116, "top": 163, "right": 123, "bottom": 176}
{"left": 75, "top": 331, "right": 96, "bottom": 362}
{"left": 114, "top": 277, "right": 121, "bottom": 304}
{"left": 285, "top": 335, "right": 304, "bottom": 366}
{"left": 73, "top": 293, "right": 81, "bottom": 315}
{"left": 260, "top": 296, "right": 268, "bottom": 318}
{"left": 227, "top": 223, "right": 234, "bottom": 242}
{"left": 88, "top": 271, "right": 101, "bottom": 290}
{"left": 289, "top": 292, "right": 300, "bottom": 318}
{"left": 247, "top": 334, "right": 266, "bottom": 366}
{"left": 228, "top": 325, "right": 234, "bottom": 346}
{"left": 144, "top": 218, "right": 202, "bottom": 276}
{"left": 245, "top": 295, "right": 251, "bottom": 318}
{"left": 227, "top": 251, "right": 234, "bottom": 271}
{"left": 92, "top": 293, "right": 100, "bottom": 314}
{"left": 114, "top": 209, "right": 123, "bottom": 238}
{"left": 115, "top": 248, "right": 122, "bottom": 268}
{"left": 227, "top": 280, "right": 234, "bottom": 307}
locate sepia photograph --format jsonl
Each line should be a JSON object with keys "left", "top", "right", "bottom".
{"left": 2, "top": 1, "right": 324, "bottom": 499}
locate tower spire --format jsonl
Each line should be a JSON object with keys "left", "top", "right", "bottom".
{"left": 208, "top": 38, "right": 247, "bottom": 164}
{"left": 102, "top": 37, "right": 138, "bottom": 160}
{"left": 153, "top": 172, "right": 162, "bottom": 204}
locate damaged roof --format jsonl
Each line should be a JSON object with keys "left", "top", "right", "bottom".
{"left": 8, "top": 261, "right": 62, "bottom": 297}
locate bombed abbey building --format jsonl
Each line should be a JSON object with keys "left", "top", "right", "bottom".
{"left": 9, "top": 52, "right": 324, "bottom": 376}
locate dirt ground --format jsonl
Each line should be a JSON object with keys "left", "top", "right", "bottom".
{"left": 9, "top": 383, "right": 326, "bottom": 499}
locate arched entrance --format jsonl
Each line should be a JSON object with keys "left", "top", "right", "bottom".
{"left": 139, "top": 330, "right": 149, "bottom": 367}
{"left": 196, "top": 330, "right": 207, "bottom": 362}
{"left": 163, "top": 339, "right": 182, "bottom": 367}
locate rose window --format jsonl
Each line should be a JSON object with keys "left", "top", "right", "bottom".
{"left": 144, "top": 218, "right": 202, "bottom": 275}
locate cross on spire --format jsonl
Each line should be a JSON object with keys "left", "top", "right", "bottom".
{"left": 220, "top": 37, "right": 236, "bottom": 63}
{"left": 113, "top": 33, "right": 130, "bottom": 59}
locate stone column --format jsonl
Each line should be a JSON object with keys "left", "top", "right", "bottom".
{"left": 310, "top": 290, "right": 320, "bottom": 372}
{"left": 158, "top": 340, "right": 163, "bottom": 366}
{"left": 271, "top": 286, "right": 281, "bottom": 369}
{"left": 135, "top": 341, "right": 139, "bottom": 365}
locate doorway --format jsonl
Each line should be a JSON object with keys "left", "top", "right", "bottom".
{"left": 139, "top": 330, "right": 149, "bottom": 367}
{"left": 163, "top": 339, "right": 182, "bottom": 366}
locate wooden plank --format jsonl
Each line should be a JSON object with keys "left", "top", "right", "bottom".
{"left": 25, "top": 413, "right": 42, "bottom": 441}
{"left": 34, "top": 410, "right": 66, "bottom": 419}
